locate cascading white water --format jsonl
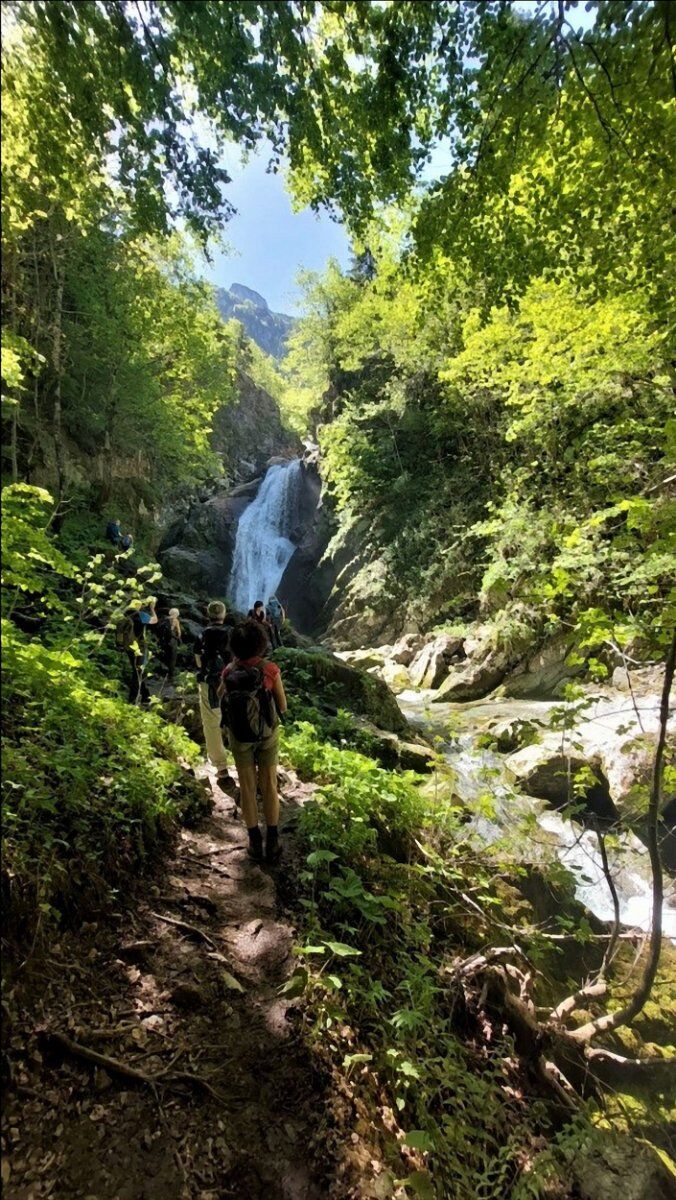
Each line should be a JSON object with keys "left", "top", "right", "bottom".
{"left": 397, "top": 689, "right": 676, "bottom": 939}
{"left": 229, "top": 459, "right": 302, "bottom": 613}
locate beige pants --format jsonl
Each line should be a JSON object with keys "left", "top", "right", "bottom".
{"left": 198, "top": 682, "right": 228, "bottom": 773}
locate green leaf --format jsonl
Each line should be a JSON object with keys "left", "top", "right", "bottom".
{"left": 403, "top": 1131, "right": 434, "bottom": 1152}
{"left": 402, "top": 1171, "right": 435, "bottom": 1199}
{"left": 324, "top": 941, "right": 361, "bottom": 958}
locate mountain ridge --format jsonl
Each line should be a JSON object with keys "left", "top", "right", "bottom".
{"left": 215, "top": 282, "right": 295, "bottom": 359}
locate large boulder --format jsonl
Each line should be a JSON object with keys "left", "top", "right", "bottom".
{"left": 433, "top": 654, "right": 508, "bottom": 703}
{"left": 408, "top": 634, "right": 466, "bottom": 689}
{"left": 159, "top": 546, "right": 228, "bottom": 596}
{"left": 503, "top": 633, "right": 585, "bottom": 698}
{"left": 390, "top": 634, "right": 426, "bottom": 666}
{"left": 505, "top": 743, "right": 617, "bottom": 821}
{"left": 277, "top": 469, "right": 336, "bottom": 634}
{"left": 276, "top": 647, "right": 408, "bottom": 735}
{"left": 380, "top": 659, "right": 412, "bottom": 694}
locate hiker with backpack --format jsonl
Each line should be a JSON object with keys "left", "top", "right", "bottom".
{"left": 156, "top": 607, "right": 182, "bottom": 682}
{"left": 194, "top": 600, "right": 233, "bottom": 787}
{"left": 220, "top": 618, "right": 287, "bottom": 864}
{"left": 105, "top": 518, "right": 122, "bottom": 547}
{"left": 116, "top": 597, "right": 158, "bottom": 704}
{"left": 266, "top": 594, "right": 285, "bottom": 648}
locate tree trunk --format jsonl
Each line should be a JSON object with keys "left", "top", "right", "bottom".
{"left": 50, "top": 238, "right": 66, "bottom": 499}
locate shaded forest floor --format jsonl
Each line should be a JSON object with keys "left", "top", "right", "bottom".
{"left": 2, "top": 771, "right": 377, "bottom": 1200}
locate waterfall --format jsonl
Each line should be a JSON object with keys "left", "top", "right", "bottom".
{"left": 229, "top": 459, "right": 302, "bottom": 613}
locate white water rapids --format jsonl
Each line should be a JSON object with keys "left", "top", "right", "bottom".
{"left": 229, "top": 459, "right": 302, "bottom": 613}
{"left": 397, "top": 689, "right": 676, "bottom": 939}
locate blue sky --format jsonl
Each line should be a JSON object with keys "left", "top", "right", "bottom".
{"left": 202, "top": 146, "right": 351, "bottom": 316}
{"left": 202, "top": 138, "right": 454, "bottom": 316}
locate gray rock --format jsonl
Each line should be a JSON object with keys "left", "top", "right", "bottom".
{"left": 433, "top": 654, "right": 507, "bottom": 703}
{"left": 409, "top": 634, "right": 467, "bottom": 689}
{"left": 571, "top": 1132, "right": 675, "bottom": 1200}
{"left": 503, "top": 633, "right": 584, "bottom": 698}
{"left": 612, "top": 665, "right": 632, "bottom": 692}
{"left": 390, "top": 634, "right": 426, "bottom": 666}
{"left": 505, "top": 743, "right": 617, "bottom": 820}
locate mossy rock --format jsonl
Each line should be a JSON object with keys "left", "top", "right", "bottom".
{"left": 275, "top": 647, "right": 408, "bottom": 734}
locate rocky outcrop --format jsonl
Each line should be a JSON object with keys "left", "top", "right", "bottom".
{"left": 276, "top": 647, "right": 408, "bottom": 735}
{"left": 277, "top": 469, "right": 336, "bottom": 634}
{"left": 320, "top": 516, "right": 410, "bottom": 648}
{"left": 211, "top": 369, "right": 299, "bottom": 482}
{"left": 503, "top": 632, "right": 585, "bottom": 698}
{"left": 158, "top": 484, "right": 256, "bottom": 600}
{"left": 408, "top": 634, "right": 466, "bottom": 689}
{"left": 504, "top": 744, "right": 617, "bottom": 821}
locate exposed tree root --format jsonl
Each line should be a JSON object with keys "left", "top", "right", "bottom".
{"left": 150, "top": 910, "right": 216, "bottom": 948}
{"left": 38, "top": 1030, "right": 227, "bottom": 1103}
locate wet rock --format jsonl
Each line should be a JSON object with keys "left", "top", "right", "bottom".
{"left": 505, "top": 743, "right": 617, "bottom": 821}
{"left": 433, "top": 654, "right": 507, "bottom": 703}
{"left": 353, "top": 720, "right": 434, "bottom": 773}
{"left": 408, "top": 634, "right": 466, "bottom": 689}
{"left": 485, "top": 716, "right": 543, "bottom": 753}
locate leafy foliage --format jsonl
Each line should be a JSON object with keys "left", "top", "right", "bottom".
{"left": 1, "top": 484, "right": 203, "bottom": 943}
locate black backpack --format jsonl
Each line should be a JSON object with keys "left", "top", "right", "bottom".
{"left": 222, "top": 664, "right": 278, "bottom": 743}
{"left": 115, "top": 613, "right": 136, "bottom": 652}
{"left": 200, "top": 626, "right": 231, "bottom": 707}
{"left": 156, "top": 617, "right": 173, "bottom": 647}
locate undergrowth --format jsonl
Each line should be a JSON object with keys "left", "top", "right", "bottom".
{"left": 279, "top": 719, "right": 591, "bottom": 1199}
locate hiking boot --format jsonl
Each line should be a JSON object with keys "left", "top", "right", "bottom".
{"left": 247, "top": 826, "right": 264, "bottom": 863}
{"left": 265, "top": 831, "right": 281, "bottom": 865}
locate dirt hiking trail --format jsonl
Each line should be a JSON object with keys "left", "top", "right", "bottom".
{"left": 3, "top": 771, "right": 374, "bottom": 1200}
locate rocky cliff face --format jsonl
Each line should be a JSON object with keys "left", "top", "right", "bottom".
{"left": 215, "top": 284, "right": 295, "bottom": 360}
{"left": 213, "top": 368, "right": 298, "bottom": 483}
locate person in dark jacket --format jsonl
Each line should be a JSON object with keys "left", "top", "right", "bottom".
{"left": 106, "top": 518, "right": 122, "bottom": 546}
{"left": 194, "top": 601, "right": 232, "bottom": 784}
{"left": 247, "top": 600, "right": 273, "bottom": 649}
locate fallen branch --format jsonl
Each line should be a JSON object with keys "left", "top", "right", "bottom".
{"left": 150, "top": 911, "right": 216, "bottom": 949}
{"left": 584, "top": 1046, "right": 676, "bottom": 1088}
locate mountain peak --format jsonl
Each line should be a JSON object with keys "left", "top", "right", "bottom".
{"left": 229, "top": 282, "right": 269, "bottom": 311}
{"left": 215, "top": 284, "right": 295, "bottom": 360}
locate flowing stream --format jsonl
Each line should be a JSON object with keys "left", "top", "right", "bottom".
{"left": 229, "top": 459, "right": 302, "bottom": 612}
{"left": 397, "top": 689, "right": 676, "bottom": 938}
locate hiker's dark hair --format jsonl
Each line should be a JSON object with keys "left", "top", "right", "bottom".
{"left": 230, "top": 618, "right": 268, "bottom": 660}
{"left": 253, "top": 600, "right": 264, "bottom": 609}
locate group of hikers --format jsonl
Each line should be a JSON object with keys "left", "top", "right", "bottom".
{"left": 115, "top": 592, "right": 288, "bottom": 865}
{"left": 105, "top": 517, "right": 134, "bottom": 553}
